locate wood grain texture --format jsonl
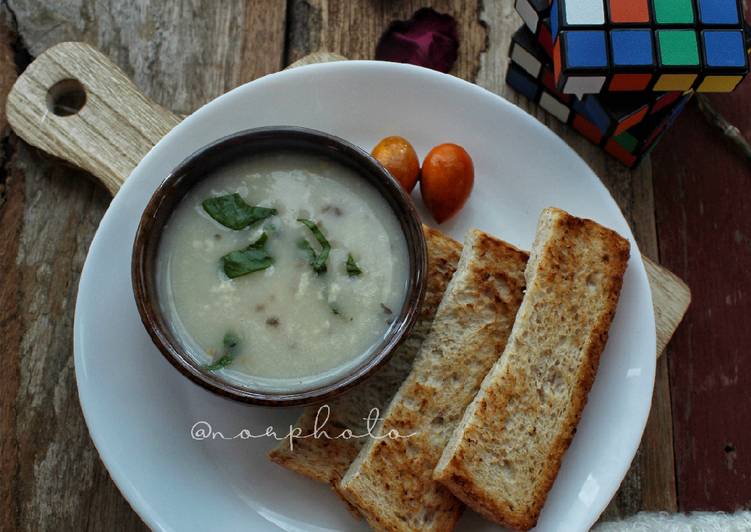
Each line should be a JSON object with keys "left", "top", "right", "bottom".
{"left": 9, "top": 0, "right": 287, "bottom": 114}
{"left": 285, "top": 0, "right": 487, "bottom": 82}
{"left": 644, "top": 257, "right": 692, "bottom": 357}
{"left": 652, "top": 78, "right": 751, "bottom": 510}
{"left": 0, "top": 1, "right": 691, "bottom": 530}
{"left": 287, "top": 50, "right": 347, "bottom": 69}
{"left": 0, "top": 1, "right": 286, "bottom": 530}
{"left": 7, "top": 42, "right": 181, "bottom": 193}
{"left": 0, "top": 16, "right": 21, "bottom": 532}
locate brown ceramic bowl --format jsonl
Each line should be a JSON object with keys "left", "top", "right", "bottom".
{"left": 132, "top": 126, "right": 427, "bottom": 407}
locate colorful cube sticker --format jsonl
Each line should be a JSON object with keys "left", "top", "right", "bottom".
{"left": 697, "top": 0, "right": 740, "bottom": 26}
{"left": 657, "top": 30, "right": 700, "bottom": 67}
{"left": 555, "top": 30, "right": 609, "bottom": 93}
{"left": 703, "top": 30, "right": 747, "bottom": 68}
{"left": 537, "top": 16, "right": 555, "bottom": 56}
{"left": 560, "top": 30, "right": 608, "bottom": 69}
{"left": 510, "top": 24, "right": 545, "bottom": 78}
{"left": 610, "top": 30, "right": 654, "bottom": 67}
{"left": 516, "top": 0, "right": 551, "bottom": 34}
{"left": 609, "top": 73, "right": 654, "bottom": 91}
{"left": 653, "top": 0, "right": 695, "bottom": 25}
{"left": 562, "top": 0, "right": 605, "bottom": 26}
{"left": 607, "top": 0, "right": 650, "bottom": 24}
{"left": 653, "top": 29, "right": 700, "bottom": 90}
{"left": 698, "top": 30, "right": 748, "bottom": 91}
{"left": 650, "top": 90, "right": 682, "bottom": 114}
{"left": 512, "top": 42, "right": 543, "bottom": 79}
{"left": 540, "top": 91, "right": 573, "bottom": 122}
{"left": 572, "top": 113, "right": 604, "bottom": 144}
{"left": 540, "top": 0, "right": 750, "bottom": 93}
{"left": 605, "top": 138, "right": 638, "bottom": 166}
{"left": 506, "top": 62, "right": 543, "bottom": 102}
{"left": 613, "top": 130, "right": 639, "bottom": 152}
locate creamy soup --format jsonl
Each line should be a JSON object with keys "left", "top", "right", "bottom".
{"left": 157, "top": 151, "right": 409, "bottom": 391}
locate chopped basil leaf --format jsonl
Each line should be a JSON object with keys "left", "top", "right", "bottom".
{"left": 297, "top": 218, "right": 331, "bottom": 274}
{"left": 346, "top": 254, "right": 363, "bottom": 277}
{"left": 204, "top": 332, "right": 241, "bottom": 371}
{"left": 249, "top": 232, "right": 268, "bottom": 248}
{"left": 202, "top": 193, "right": 277, "bottom": 230}
{"left": 204, "top": 354, "right": 234, "bottom": 371}
{"left": 223, "top": 331, "right": 240, "bottom": 350}
{"left": 297, "top": 237, "right": 317, "bottom": 265}
{"left": 221, "top": 232, "right": 273, "bottom": 278}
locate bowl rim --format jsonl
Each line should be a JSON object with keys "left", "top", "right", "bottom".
{"left": 131, "top": 125, "right": 428, "bottom": 406}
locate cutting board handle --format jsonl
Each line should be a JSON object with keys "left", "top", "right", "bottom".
{"left": 6, "top": 41, "right": 180, "bottom": 195}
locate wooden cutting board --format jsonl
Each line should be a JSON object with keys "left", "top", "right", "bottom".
{"left": 5, "top": 42, "right": 690, "bottom": 358}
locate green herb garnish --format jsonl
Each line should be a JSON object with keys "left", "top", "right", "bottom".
{"left": 202, "top": 193, "right": 277, "bottom": 230}
{"left": 204, "top": 332, "right": 241, "bottom": 371}
{"left": 346, "top": 254, "right": 363, "bottom": 277}
{"left": 221, "top": 232, "right": 273, "bottom": 278}
{"left": 297, "top": 219, "right": 331, "bottom": 274}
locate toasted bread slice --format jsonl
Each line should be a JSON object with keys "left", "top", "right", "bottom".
{"left": 268, "top": 227, "right": 462, "bottom": 494}
{"left": 339, "top": 229, "right": 528, "bottom": 532}
{"left": 434, "top": 208, "right": 630, "bottom": 530}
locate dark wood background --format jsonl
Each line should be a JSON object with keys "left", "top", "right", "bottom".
{"left": 0, "top": 1, "right": 748, "bottom": 530}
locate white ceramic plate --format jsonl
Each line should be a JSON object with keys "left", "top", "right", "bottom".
{"left": 74, "top": 61, "right": 656, "bottom": 532}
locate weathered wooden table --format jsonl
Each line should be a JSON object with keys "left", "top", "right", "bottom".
{"left": 1, "top": 1, "right": 749, "bottom": 529}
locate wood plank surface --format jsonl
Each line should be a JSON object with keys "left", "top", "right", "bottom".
{"left": 284, "top": 0, "right": 487, "bottom": 80}
{"left": 652, "top": 81, "right": 751, "bottom": 509}
{"left": 0, "top": 15, "right": 21, "bottom": 532}
{"left": 0, "top": 0, "right": 695, "bottom": 529}
{"left": 0, "top": 1, "right": 287, "bottom": 530}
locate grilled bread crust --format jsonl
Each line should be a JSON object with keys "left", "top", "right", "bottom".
{"left": 434, "top": 208, "right": 630, "bottom": 530}
{"left": 339, "top": 230, "right": 528, "bottom": 532}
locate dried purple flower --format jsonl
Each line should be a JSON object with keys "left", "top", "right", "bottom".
{"left": 375, "top": 8, "right": 459, "bottom": 73}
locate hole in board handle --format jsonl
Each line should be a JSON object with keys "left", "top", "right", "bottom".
{"left": 46, "top": 79, "right": 87, "bottom": 116}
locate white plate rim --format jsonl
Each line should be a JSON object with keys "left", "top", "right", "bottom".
{"left": 73, "top": 60, "right": 657, "bottom": 532}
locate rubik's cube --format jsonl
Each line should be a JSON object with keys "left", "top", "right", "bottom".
{"left": 507, "top": 25, "right": 693, "bottom": 167}
{"left": 510, "top": 25, "right": 684, "bottom": 136}
{"left": 550, "top": 0, "right": 750, "bottom": 94}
